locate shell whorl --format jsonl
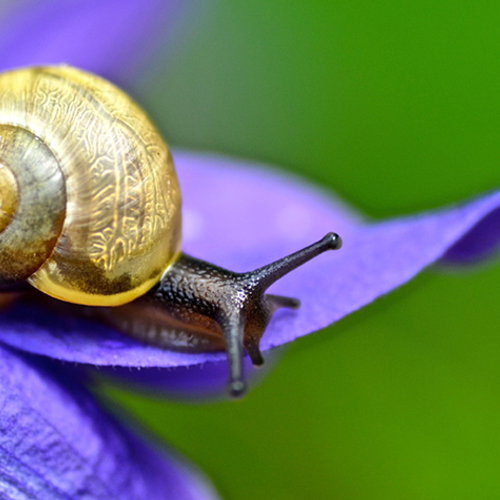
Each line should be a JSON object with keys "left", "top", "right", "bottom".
{"left": 0, "top": 126, "right": 66, "bottom": 285}
{"left": 0, "top": 66, "right": 182, "bottom": 306}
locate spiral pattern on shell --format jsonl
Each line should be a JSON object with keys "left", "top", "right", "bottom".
{"left": 0, "top": 66, "right": 182, "bottom": 306}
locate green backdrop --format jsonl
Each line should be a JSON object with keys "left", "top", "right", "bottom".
{"left": 102, "top": 2, "right": 500, "bottom": 498}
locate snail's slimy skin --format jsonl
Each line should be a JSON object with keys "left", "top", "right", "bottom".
{"left": 0, "top": 66, "right": 181, "bottom": 306}
{"left": 0, "top": 66, "right": 342, "bottom": 396}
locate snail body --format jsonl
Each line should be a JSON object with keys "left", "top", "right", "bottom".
{"left": 0, "top": 66, "right": 341, "bottom": 396}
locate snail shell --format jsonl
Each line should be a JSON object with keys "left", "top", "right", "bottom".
{"left": 0, "top": 66, "right": 181, "bottom": 306}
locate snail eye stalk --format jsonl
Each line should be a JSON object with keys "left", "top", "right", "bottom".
{"left": 138, "top": 232, "right": 342, "bottom": 398}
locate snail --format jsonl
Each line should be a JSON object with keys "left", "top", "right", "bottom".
{"left": 0, "top": 65, "right": 342, "bottom": 397}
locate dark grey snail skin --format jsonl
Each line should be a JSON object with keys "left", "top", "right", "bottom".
{"left": 102, "top": 232, "right": 342, "bottom": 397}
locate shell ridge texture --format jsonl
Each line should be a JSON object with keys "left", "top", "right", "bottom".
{"left": 0, "top": 66, "right": 181, "bottom": 306}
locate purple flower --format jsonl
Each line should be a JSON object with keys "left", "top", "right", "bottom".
{"left": 0, "top": 346, "right": 218, "bottom": 499}
{"left": 1, "top": 0, "right": 500, "bottom": 497}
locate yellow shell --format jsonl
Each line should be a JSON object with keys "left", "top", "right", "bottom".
{"left": 0, "top": 66, "right": 182, "bottom": 306}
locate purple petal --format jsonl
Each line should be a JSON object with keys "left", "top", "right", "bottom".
{"left": 439, "top": 205, "right": 500, "bottom": 265}
{"left": 0, "top": 344, "right": 219, "bottom": 499}
{"left": 0, "top": 151, "right": 499, "bottom": 377}
{"left": 98, "top": 350, "right": 282, "bottom": 400}
{"left": 0, "top": 0, "right": 190, "bottom": 83}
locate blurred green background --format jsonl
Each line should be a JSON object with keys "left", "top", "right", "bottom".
{"left": 104, "top": 2, "right": 500, "bottom": 499}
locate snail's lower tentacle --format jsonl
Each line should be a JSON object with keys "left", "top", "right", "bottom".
{"left": 266, "top": 294, "right": 301, "bottom": 311}
{"left": 218, "top": 313, "right": 247, "bottom": 397}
